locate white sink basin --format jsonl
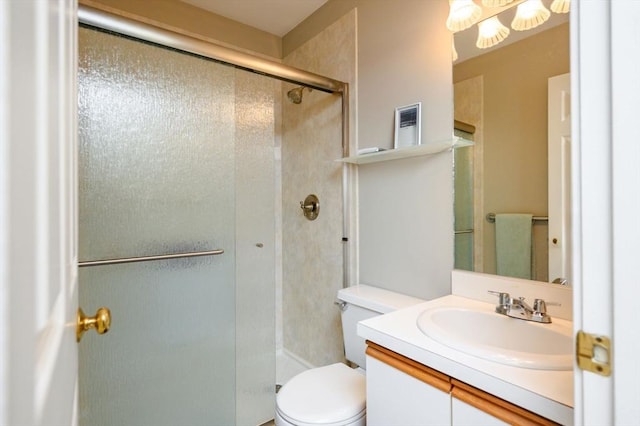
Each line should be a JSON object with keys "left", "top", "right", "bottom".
{"left": 416, "top": 306, "right": 573, "bottom": 370}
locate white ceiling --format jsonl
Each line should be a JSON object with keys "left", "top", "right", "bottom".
{"left": 180, "top": 0, "right": 328, "bottom": 36}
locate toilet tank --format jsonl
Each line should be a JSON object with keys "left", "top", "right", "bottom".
{"left": 337, "top": 285, "right": 424, "bottom": 368}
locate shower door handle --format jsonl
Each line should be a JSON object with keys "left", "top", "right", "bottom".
{"left": 77, "top": 307, "right": 111, "bottom": 342}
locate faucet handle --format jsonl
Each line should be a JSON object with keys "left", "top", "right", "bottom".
{"left": 488, "top": 290, "right": 510, "bottom": 304}
{"left": 488, "top": 291, "right": 510, "bottom": 315}
{"left": 533, "top": 298, "right": 561, "bottom": 313}
{"left": 533, "top": 299, "right": 547, "bottom": 314}
{"left": 531, "top": 298, "right": 560, "bottom": 323}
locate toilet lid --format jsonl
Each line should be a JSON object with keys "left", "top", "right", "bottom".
{"left": 276, "top": 363, "right": 366, "bottom": 425}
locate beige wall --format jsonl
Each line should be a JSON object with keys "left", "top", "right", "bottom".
{"left": 454, "top": 23, "right": 570, "bottom": 278}
{"left": 282, "top": 0, "right": 455, "bottom": 362}
{"left": 289, "top": 0, "right": 453, "bottom": 155}
{"left": 281, "top": 11, "right": 356, "bottom": 367}
{"left": 291, "top": 0, "right": 454, "bottom": 300}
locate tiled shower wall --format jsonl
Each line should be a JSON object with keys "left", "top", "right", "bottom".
{"left": 280, "top": 10, "right": 356, "bottom": 367}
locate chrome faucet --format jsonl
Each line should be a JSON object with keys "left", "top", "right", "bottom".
{"left": 488, "top": 291, "right": 559, "bottom": 324}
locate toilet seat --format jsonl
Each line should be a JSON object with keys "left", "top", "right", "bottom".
{"left": 275, "top": 363, "right": 366, "bottom": 426}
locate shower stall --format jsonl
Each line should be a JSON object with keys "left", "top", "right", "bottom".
{"left": 77, "top": 6, "right": 349, "bottom": 426}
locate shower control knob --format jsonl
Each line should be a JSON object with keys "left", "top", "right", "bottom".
{"left": 300, "top": 194, "right": 320, "bottom": 221}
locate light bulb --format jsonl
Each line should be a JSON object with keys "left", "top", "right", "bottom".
{"left": 476, "top": 16, "right": 510, "bottom": 49}
{"left": 550, "top": 0, "right": 570, "bottom": 14}
{"left": 511, "top": 0, "right": 550, "bottom": 31}
{"left": 447, "top": 0, "right": 483, "bottom": 32}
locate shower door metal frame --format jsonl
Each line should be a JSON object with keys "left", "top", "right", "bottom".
{"left": 78, "top": 4, "right": 353, "bottom": 287}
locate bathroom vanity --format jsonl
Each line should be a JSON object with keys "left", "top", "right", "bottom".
{"left": 357, "top": 271, "right": 574, "bottom": 425}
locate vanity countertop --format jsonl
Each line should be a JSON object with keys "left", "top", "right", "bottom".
{"left": 358, "top": 294, "right": 574, "bottom": 425}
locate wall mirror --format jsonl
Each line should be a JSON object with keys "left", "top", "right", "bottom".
{"left": 452, "top": 0, "right": 570, "bottom": 284}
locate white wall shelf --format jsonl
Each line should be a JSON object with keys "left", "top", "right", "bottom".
{"left": 337, "top": 136, "right": 473, "bottom": 165}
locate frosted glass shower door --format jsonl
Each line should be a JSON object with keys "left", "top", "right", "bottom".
{"left": 454, "top": 130, "right": 474, "bottom": 271}
{"left": 78, "top": 27, "right": 237, "bottom": 425}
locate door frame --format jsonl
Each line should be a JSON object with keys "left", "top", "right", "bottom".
{"left": 571, "top": 1, "right": 639, "bottom": 423}
{"left": 0, "top": 0, "right": 78, "bottom": 424}
{"left": 4, "top": 0, "right": 639, "bottom": 424}
{"left": 609, "top": 2, "right": 640, "bottom": 422}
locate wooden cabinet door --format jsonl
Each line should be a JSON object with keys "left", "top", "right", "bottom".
{"left": 365, "top": 342, "right": 561, "bottom": 426}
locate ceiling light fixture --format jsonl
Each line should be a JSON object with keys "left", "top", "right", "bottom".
{"left": 511, "top": 0, "right": 551, "bottom": 31}
{"left": 449, "top": 0, "right": 569, "bottom": 62}
{"left": 446, "top": 0, "right": 483, "bottom": 32}
{"left": 476, "top": 16, "right": 510, "bottom": 49}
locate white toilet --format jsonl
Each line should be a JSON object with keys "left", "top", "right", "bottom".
{"left": 275, "top": 284, "right": 424, "bottom": 426}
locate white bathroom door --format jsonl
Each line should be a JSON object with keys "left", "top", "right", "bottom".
{"left": 548, "top": 73, "right": 571, "bottom": 285}
{"left": 573, "top": 1, "right": 640, "bottom": 424}
{"left": 1, "top": 0, "right": 79, "bottom": 424}
{"left": 607, "top": 1, "right": 640, "bottom": 422}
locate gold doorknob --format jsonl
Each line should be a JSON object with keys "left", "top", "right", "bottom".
{"left": 76, "top": 307, "right": 111, "bottom": 342}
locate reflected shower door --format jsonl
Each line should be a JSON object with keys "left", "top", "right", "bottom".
{"left": 78, "top": 26, "right": 248, "bottom": 425}
{"left": 454, "top": 130, "right": 474, "bottom": 271}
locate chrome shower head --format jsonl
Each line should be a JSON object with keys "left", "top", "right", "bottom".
{"left": 287, "top": 86, "right": 312, "bottom": 104}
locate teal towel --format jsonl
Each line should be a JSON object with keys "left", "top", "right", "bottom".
{"left": 495, "top": 213, "right": 533, "bottom": 279}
